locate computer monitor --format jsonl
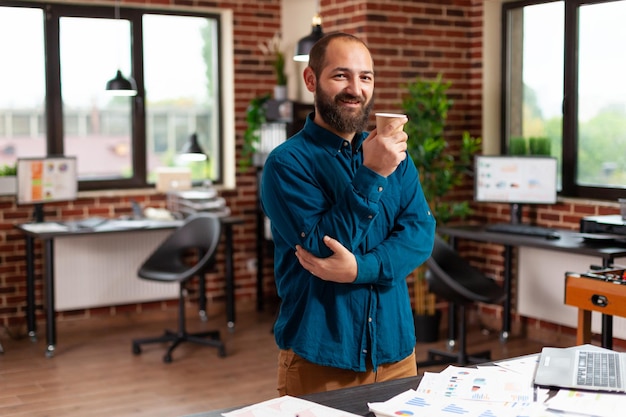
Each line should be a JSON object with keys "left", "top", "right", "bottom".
{"left": 16, "top": 156, "right": 78, "bottom": 222}
{"left": 475, "top": 155, "right": 558, "bottom": 223}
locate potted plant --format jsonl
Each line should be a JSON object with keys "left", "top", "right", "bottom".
{"left": 401, "top": 74, "right": 481, "bottom": 342}
{"left": 240, "top": 93, "right": 271, "bottom": 171}
{"left": 259, "top": 32, "right": 287, "bottom": 100}
{"left": 0, "top": 163, "right": 17, "bottom": 196}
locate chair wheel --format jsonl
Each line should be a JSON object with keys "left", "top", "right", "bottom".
{"left": 132, "top": 343, "right": 141, "bottom": 355}
{"left": 163, "top": 354, "right": 172, "bottom": 363}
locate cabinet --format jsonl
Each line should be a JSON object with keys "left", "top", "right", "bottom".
{"left": 255, "top": 100, "right": 313, "bottom": 311}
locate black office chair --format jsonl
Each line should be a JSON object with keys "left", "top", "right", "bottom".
{"left": 419, "top": 235, "right": 506, "bottom": 367}
{"left": 132, "top": 213, "right": 226, "bottom": 363}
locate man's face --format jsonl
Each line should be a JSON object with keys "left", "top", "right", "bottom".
{"left": 309, "top": 39, "right": 375, "bottom": 137}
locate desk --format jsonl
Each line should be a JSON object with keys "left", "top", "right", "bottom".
{"left": 186, "top": 376, "right": 421, "bottom": 417}
{"left": 438, "top": 225, "right": 626, "bottom": 345}
{"left": 16, "top": 215, "right": 243, "bottom": 357}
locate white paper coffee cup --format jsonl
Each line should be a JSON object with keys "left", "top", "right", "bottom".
{"left": 375, "top": 112, "right": 407, "bottom": 132}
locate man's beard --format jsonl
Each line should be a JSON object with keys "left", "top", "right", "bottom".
{"left": 316, "top": 86, "right": 373, "bottom": 135}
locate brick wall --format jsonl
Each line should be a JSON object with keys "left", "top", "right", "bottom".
{"left": 1, "top": 0, "right": 622, "bottom": 347}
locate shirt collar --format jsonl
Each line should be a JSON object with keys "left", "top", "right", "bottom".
{"left": 303, "top": 113, "right": 369, "bottom": 155}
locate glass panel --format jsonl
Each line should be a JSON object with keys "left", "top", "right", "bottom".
{"left": 577, "top": 1, "right": 626, "bottom": 187}
{"left": 0, "top": 7, "right": 47, "bottom": 166}
{"left": 506, "top": 2, "right": 563, "bottom": 163}
{"left": 60, "top": 16, "right": 133, "bottom": 180}
{"left": 143, "top": 14, "right": 219, "bottom": 184}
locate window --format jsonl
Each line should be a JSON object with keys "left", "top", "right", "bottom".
{"left": 0, "top": 2, "right": 233, "bottom": 190}
{"left": 503, "top": 0, "right": 626, "bottom": 200}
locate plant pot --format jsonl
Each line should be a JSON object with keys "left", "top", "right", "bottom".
{"left": 414, "top": 310, "right": 441, "bottom": 343}
{"left": 273, "top": 85, "right": 287, "bottom": 101}
{"left": 0, "top": 176, "right": 16, "bottom": 196}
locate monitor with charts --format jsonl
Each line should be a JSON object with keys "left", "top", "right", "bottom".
{"left": 16, "top": 156, "right": 78, "bottom": 221}
{"left": 475, "top": 155, "right": 558, "bottom": 223}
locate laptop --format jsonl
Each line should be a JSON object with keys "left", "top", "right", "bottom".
{"left": 533, "top": 345, "right": 626, "bottom": 393}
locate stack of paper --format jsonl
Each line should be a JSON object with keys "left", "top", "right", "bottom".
{"left": 222, "top": 395, "right": 361, "bottom": 417}
{"left": 368, "top": 355, "right": 626, "bottom": 417}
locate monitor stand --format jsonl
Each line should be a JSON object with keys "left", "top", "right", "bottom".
{"left": 32, "top": 203, "right": 45, "bottom": 223}
{"left": 510, "top": 203, "right": 523, "bottom": 224}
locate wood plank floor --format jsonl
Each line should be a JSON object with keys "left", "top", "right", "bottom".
{"left": 0, "top": 307, "right": 574, "bottom": 417}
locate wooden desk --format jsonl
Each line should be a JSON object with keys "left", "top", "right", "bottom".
{"left": 16, "top": 216, "right": 243, "bottom": 357}
{"left": 438, "top": 225, "right": 626, "bottom": 342}
{"left": 565, "top": 271, "right": 626, "bottom": 348}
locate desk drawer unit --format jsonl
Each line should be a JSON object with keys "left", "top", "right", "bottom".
{"left": 565, "top": 273, "right": 626, "bottom": 317}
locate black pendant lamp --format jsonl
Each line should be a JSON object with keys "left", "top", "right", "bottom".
{"left": 178, "top": 133, "right": 208, "bottom": 162}
{"left": 294, "top": 13, "right": 324, "bottom": 62}
{"left": 106, "top": 70, "right": 137, "bottom": 96}
{"left": 105, "top": 0, "right": 137, "bottom": 96}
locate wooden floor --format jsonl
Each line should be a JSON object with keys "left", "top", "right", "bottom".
{"left": 0, "top": 307, "right": 574, "bottom": 417}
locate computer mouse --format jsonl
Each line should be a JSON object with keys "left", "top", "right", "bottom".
{"left": 546, "top": 232, "right": 560, "bottom": 240}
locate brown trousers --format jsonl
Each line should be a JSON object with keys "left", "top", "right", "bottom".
{"left": 277, "top": 348, "right": 417, "bottom": 396}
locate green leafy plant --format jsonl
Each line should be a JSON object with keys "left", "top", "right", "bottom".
{"left": 240, "top": 93, "right": 271, "bottom": 171}
{"left": 0, "top": 163, "right": 17, "bottom": 176}
{"left": 401, "top": 74, "right": 481, "bottom": 316}
{"left": 259, "top": 33, "right": 287, "bottom": 86}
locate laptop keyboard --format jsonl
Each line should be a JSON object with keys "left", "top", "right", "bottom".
{"left": 577, "top": 351, "right": 622, "bottom": 388}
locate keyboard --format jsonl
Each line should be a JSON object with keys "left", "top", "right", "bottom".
{"left": 484, "top": 223, "right": 561, "bottom": 239}
{"left": 577, "top": 351, "right": 622, "bottom": 388}
{"left": 63, "top": 217, "right": 108, "bottom": 230}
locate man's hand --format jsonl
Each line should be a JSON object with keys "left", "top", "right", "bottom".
{"left": 362, "top": 116, "right": 408, "bottom": 177}
{"left": 295, "top": 235, "right": 358, "bottom": 283}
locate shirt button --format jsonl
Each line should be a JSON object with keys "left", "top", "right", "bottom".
{"left": 343, "top": 142, "right": 349, "bottom": 147}
{"left": 362, "top": 349, "right": 368, "bottom": 354}
{"left": 300, "top": 232, "right": 305, "bottom": 238}
{"left": 368, "top": 317, "right": 372, "bottom": 322}
{"left": 367, "top": 215, "right": 373, "bottom": 219}
{"left": 378, "top": 186, "right": 383, "bottom": 192}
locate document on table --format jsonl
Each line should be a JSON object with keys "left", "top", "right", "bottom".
{"left": 368, "top": 387, "right": 550, "bottom": 417}
{"left": 417, "top": 365, "right": 535, "bottom": 402}
{"left": 221, "top": 395, "right": 361, "bottom": 417}
{"left": 368, "top": 353, "right": 626, "bottom": 417}
{"left": 20, "top": 222, "right": 69, "bottom": 233}
{"left": 544, "top": 389, "right": 626, "bottom": 417}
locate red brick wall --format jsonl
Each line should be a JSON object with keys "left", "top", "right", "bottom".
{"left": 0, "top": 0, "right": 621, "bottom": 347}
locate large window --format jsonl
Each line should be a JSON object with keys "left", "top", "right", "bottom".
{"left": 503, "top": 0, "right": 626, "bottom": 200}
{"left": 0, "top": 2, "right": 232, "bottom": 190}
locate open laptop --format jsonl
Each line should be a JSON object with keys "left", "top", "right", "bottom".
{"left": 534, "top": 345, "right": 626, "bottom": 393}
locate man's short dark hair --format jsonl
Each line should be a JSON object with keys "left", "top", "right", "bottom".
{"left": 308, "top": 32, "right": 370, "bottom": 78}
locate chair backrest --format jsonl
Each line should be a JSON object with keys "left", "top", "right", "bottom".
{"left": 425, "top": 235, "right": 505, "bottom": 305}
{"left": 138, "top": 213, "right": 222, "bottom": 282}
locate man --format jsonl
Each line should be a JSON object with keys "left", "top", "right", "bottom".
{"left": 260, "top": 32, "right": 436, "bottom": 396}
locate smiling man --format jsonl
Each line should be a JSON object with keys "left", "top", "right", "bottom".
{"left": 261, "top": 32, "right": 436, "bottom": 396}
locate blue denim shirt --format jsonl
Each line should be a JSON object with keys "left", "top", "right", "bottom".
{"left": 261, "top": 114, "right": 436, "bottom": 372}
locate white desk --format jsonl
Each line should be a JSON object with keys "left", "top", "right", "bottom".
{"left": 16, "top": 216, "right": 243, "bottom": 357}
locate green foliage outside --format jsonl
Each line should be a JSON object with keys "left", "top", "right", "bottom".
{"left": 0, "top": 164, "right": 16, "bottom": 176}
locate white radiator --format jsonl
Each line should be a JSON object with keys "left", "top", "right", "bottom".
{"left": 518, "top": 247, "right": 626, "bottom": 339}
{"left": 54, "top": 230, "right": 178, "bottom": 311}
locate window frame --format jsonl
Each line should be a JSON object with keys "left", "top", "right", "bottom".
{"left": 502, "top": 0, "right": 626, "bottom": 201}
{"left": 1, "top": 1, "right": 230, "bottom": 191}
